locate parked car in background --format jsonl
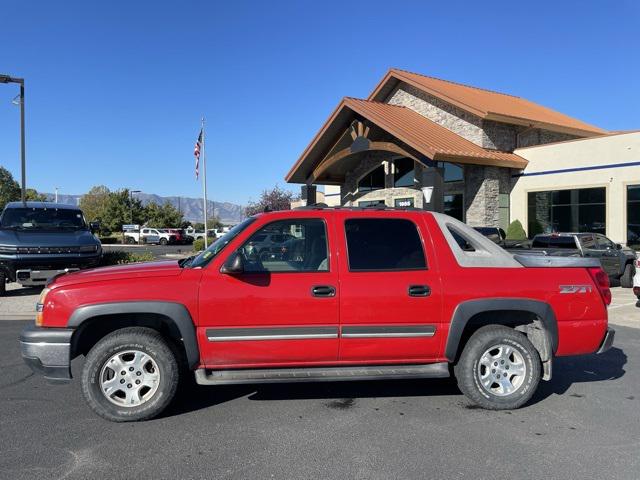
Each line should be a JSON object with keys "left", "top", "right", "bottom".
{"left": 473, "top": 227, "right": 530, "bottom": 249}
{"left": 509, "top": 233, "right": 636, "bottom": 287}
{"left": 124, "top": 228, "right": 170, "bottom": 245}
{"left": 21, "top": 208, "right": 613, "bottom": 421}
{"left": 0, "top": 202, "right": 102, "bottom": 295}
{"left": 163, "top": 228, "right": 192, "bottom": 245}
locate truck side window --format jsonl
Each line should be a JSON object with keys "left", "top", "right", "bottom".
{"left": 239, "top": 219, "right": 328, "bottom": 273}
{"left": 595, "top": 235, "right": 614, "bottom": 250}
{"left": 345, "top": 218, "right": 426, "bottom": 271}
{"left": 580, "top": 235, "right": 596, "bottom": 249}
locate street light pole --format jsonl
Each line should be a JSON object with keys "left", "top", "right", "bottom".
{"left": 0, "top": 74, "right": 26, "bottom": 203}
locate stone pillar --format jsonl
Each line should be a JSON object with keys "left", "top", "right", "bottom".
{"left": 421, "top": 166, "right": 444, "bottom": 212}
{"left": 464, "top": 166, "right": 511, "bottom": 227}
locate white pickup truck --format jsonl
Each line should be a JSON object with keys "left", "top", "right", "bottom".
{"left": 124, "top": 228, "right": 172, "bottom": 245}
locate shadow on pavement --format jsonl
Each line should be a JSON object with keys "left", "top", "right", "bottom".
{"left": 164, "top": 347, "right": 627, "bottom": 417}
{"left": 531, "top": 346, "right": 627, "bottom": 403}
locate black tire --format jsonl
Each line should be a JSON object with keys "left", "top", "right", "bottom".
{"left": 454, "top": 325, "right": 541, "bottom": 410}
{"left": 126, "top": 236, "right": 135, "bottom": 244}
{"left": 0, "top": 273, "right": 6, "bottom": 296}
{"left": 81, "top": 327, "right": 180, "bottom": 422}
{"left": 160, "top": 238, "right": 168, "bottom": 246}
{"left": 620, "top": 263, "right": 634, "bottom": 289}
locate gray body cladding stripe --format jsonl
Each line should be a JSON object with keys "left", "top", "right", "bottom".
{"left": 341, "top": 325, "right": 436, "bottom": 338}
{"left": 206, "top": 327, "right": 338, "bottom": 341}
{"left": 206, "top": 325, "right": 436, "bottom": 341}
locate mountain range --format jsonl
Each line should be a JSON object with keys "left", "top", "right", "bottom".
{"left": 44, "top": 192, "right": 246, "bottom": 224}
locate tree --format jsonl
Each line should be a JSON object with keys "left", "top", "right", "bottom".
{"left": 245, "top": 185, "right": 297, "bottom": 217}
{"left": 506, "top": 220, "right": 527, "bottom": 240}
{"left": 79, "top": 185, "right": 111, "bottom": 225}
{"left": 180, "top": 220, "right": 192, "bottom": 229}
{"left": 144, "top": 201, "right": 183, "bottom": 228}
{"left": 0, "top": 166, "right": 21, "bottom": 210}
{"left": 206, "top": 217, "right": 223, "bottom": 230}
{"left": 101, "top": 189, "right": 145, "bottom": 233}
{"left": 25, "top": 189, "right": 48, "bottom": 201}
{"left": 0, "top": 166, "right": 48, "bottom": 208}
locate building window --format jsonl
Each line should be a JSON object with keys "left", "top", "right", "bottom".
{"left": 527, "top": 187, "right": 606, "bottom": 237}
{"left": 628, "top": 185, "right": 640, "bottom": 249}
{"left": 358, "top": 165, "right": 385, "bottom": 193}
{"left": 394, "top": 197, "right": 414, "bottom": 208}
{"left": 393, "top": 158, "right": 415, "bottom": 187}
{"left": 358, "top": 200, "right": 385, "bottom": 207}
{"left": 437, "top": 162, "right": 463, "bottom": 182}
{"left": 344, "top": 218, "right": 426, "bottom": 271}
{"left": 444, "top": 193, "right": 464, "bottom": 221}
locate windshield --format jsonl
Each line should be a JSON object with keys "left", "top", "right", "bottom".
{"left": 0, "top": 207, "right": 88, "bottom": 231}
{"left": 188, "top": 217, "right": 256, "bottom": 268}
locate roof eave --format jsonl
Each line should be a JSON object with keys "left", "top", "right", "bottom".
{"left": 484, "top": 112, "right": 606, "bottom": 137}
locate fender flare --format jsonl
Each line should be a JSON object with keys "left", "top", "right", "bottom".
{"left": 445, "top": 298, "right": 558, "bottom": 362}
{"left": 68, "top": 301, "right": 199, "bottom": 368}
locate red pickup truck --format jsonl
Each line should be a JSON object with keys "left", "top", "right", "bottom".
{"left": 20, "top": 207, "right": 614, "bottom": 421}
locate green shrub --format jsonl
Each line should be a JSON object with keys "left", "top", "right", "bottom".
{"left": 100, "top": 251, "right": 155, "bottom": 266}
{"left": 506, "top": 220, "right": 527, "bottom": 240}
{"left": 193, "top": 238, "right": 205, "bottom": 252}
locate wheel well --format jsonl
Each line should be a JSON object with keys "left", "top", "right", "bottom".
{"left": 70, "top": 313, "right": 187, "bottom": 364}
{"left": 455, "top": 310, "right": 552, "bottom": 366}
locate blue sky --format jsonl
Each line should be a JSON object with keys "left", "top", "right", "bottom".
{"left": 1, "top": 1, "right": 638, "bottom": 204}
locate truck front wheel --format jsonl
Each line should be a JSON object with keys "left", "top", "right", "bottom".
{"left": 81, "top": 327, "right": 180, "bottom": 422}
{"left": 0, "top": 272, "right": 6, "bottom": 296}
{"left": 454, "top": 325, "right": 541, "bottom": 410}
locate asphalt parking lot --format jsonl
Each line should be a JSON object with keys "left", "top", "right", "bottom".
{"left": 1, "top": 319, "right": 639, "bottom": 480}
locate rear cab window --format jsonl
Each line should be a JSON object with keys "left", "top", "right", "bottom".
{"left": 344, "top": 218, "right": 427, "bottom": 271}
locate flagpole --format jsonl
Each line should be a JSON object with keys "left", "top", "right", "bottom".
{"left": 201, "top": 116, "right": 209, "bottom": 248}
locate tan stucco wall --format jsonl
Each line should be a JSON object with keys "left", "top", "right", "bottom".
{"left": 511, "top": 132, "right": 640, "bottom": 244}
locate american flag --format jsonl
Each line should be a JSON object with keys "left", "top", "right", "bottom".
{"left": 194, "top": 130, "right": 202, "bottom": 179}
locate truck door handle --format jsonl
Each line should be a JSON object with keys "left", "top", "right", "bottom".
{"left": 408, "top": 285, "right": 431, "bottom": 297}
{"left": 311, "top": 285, "right": 336, "bottom": 297}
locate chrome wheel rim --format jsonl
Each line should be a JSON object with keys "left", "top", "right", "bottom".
{"left": 477, "top": 344, "right": 527, "bottom": 397}
{"left": 99, "top": 350, "right": 160, "bottom": 407}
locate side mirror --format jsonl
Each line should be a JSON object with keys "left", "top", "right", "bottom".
{"left": 615, "top": 243, "right": 623, "bottom": 250}
{"left": 220, "top": 252, "right": 244, "bottom": 275}
{"left": 89, "top": 221, "right": 100, "bottom": 233}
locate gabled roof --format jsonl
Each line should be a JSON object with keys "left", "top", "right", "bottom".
{"left": 285, "top": 97, "right": 528, "bottom": 184}
{"left": 369, "top": 68, "right": 606, "bottom": 137}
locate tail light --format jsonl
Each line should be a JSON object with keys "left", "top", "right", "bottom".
{"left": 588, "top": 267, "right": 611, "bottom": 306}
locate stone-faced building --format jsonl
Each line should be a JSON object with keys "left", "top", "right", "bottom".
{"left": 286, "top": 68, "right": 605, "bottom": 230}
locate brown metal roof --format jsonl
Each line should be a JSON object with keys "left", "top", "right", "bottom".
{"left": 369, "top": 68, "right": 607, "bottom": 137}
{"left": 285, "top": 98, "right": 528, "bottom": 183}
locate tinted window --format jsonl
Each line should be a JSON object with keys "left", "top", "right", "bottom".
{"left": 393, "top": 158, "right": 415, "bottom": 187}
{"left": 358, "top": 165, "right": 385, "bottom": 192}
{"left": 449, "top": 226, "right": 475, "bottom": 251}
{"left": 595, "top": 235, "right": 614, "bottom": 250}
{"left": 239, "top": 219, "right": 328, "bottom": 272}
{"left": 532, "top": 236, "right": 577, "bottom": 248}
{"left": 0, "top": 207, "right": 86, "bottom": 231}
{"left": 345, "top": 218, "right": 426, "bottom": 271}
{"left": 579, "top": 235, "right": 596, "bottom": 249}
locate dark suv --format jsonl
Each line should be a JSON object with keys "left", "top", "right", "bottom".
{"left": 0, "top": 202, "right": 102, "bottom": 295}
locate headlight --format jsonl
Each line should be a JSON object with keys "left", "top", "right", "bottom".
{"left": 79, "top": 244, "right": 98, "bottom": 253}
{"left": 35, "top": 288, "right": 50, "bottom": 327}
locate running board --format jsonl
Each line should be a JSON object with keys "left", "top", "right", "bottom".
{"left": 194, "top": 363, "right": 450, "bottom": 386}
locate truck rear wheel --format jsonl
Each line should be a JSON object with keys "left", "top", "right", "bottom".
{"left": 0, "top": 273, "right": 5, "bottom": 296}
{"left": 81, "top": 327, "right": 180, "bottom": 422}
{"left": 620, "top": 263, "right": 634, "bottom": 288}
{"left": 454, "top": 325, "right": 540, "bottom": 410}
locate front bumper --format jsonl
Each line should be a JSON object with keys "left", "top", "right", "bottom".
{"left": 596, "top": 328, "right": 615, "bottom": 354}
{"left": 16, "top": 268, "right": 79, "bottom": 286}
{"left": 20, "top": 325, "right": 74, "bottom": 383}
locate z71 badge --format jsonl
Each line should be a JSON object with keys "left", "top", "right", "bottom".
{"left": 559, "top": 285, "right": 593, "bottom": 294}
